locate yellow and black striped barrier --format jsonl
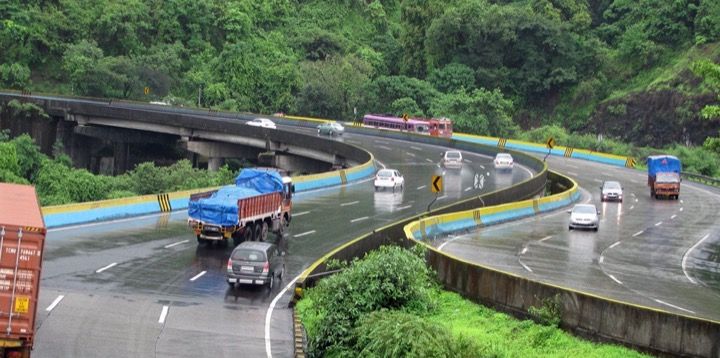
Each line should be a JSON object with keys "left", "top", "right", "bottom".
{"left": 339, "top": 170, "right": 348, "bottom": 185}
{"left": 564, "top": 147, "right": 574, "bottom": 158}
{"left": 497, "top": 138, "right": 508, "bottom": 150}
{"left": 472, "top": 209, "right": 483, "bottom": 226}
{"left": 157, "top": 194, "right": 172, "bottom": 212}
{"left": 625, "top": 157, "right": 636, "bottom": 168}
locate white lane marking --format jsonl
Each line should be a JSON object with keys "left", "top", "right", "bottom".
{"left": 95, "top": 263, "right": 117, "bottom": 273}
{"left": 670, "top": 214, "right": 677, "bottom": 220}
{"left": 351, "top": 216, "right": 369, "bottom": 223}
{"left": 464, "top": 159, "right": 472, "bottom": 163}
{"left": 479, "top": 165, "right": 485, "bottom": 169}
{"left": 608, "top": 274, "right": 623, "bottom": 285}
{"left": 520, "top": 165, "right": 534, "bottom": 178}
{"left": 520, "top": 247, "right": 528, "bottom": 255}
{"left": 519, "top": 261, "right": 533, "bottom": 273}
{"left": 630, "top": 193, "right": 636, "bottom": 197}
{"left": 680, "top": 207, "right": 684, "bottom": 212}
{"left": 46, "top": 295, "right": 65, "bottom": 312}
{"left": 680, "top": 200, "right": 684, "bottom": 204}
{"left": 397, "top": 205, "right": 412, "bottom": 210}
{"left": 654, "top": 299, "right": 695, "bottom": 314}
{"left": 630, "top": 205, "right": 635, "bottom": 210}
{"left": 375, "top": 160, "right": 387, "bottom": 169}
{"left": 682, "top": 234, "right": 710, "bottom": 285}
{"left": 632, "top": 231, "right": 644, "bottom": 237}
{"left": 293, "top": 230, "right": 316, "bottom": 238}
{"left": 630, "top": 179, "right": 639, "bottom": 184}
{"left": 609, "top": 242, "right": 621, "bottom": 249}
{"left": 437, "top": 195, "right": 447, "bottom": 200}
{"left": 158, "top": 306, "right": 169, "bottom": 324}
{"left": 599, "top": 256, "right": 604, "bottom": 264}
{"left": 655, "top": 221, "right": 663, "bottom": 227}
{"left": 539, "top": 236, "right": 552, "bottom": 242}
{"left": 164, "top": 240, "right": 188, "bottom": 249}
{"left": 566, "top": 164, "right": 579, "bottom": 169}
{"left": 374, "top": 140, "right": 389, "bottom": 144}
{"left": 410, "top": 146, "right": 423, "bottom": 151}
{"left": 377, "top": 145, "right": 392, "bottom": 150}
{"left": 341, "top": 201, "right": 359, "bottom": 207}
{"left": 464, "top": 187, "right": 472, "bottom": 192}
{"left": 190, "top": 271, "right": 207, "bottom": 282}
{"left": 425, "top": 158, "right": 434, "bottom": 163}
{"left": 567, "top": 172, "right": 579, "bottom": 176}
{"left": 293, "top": 211, "right": 310, "bottom": 217}
{"left": 405, "top": 152, "right": 416, "bottom": 157}
{"left": 634, "top": 198, "right": 639, "bottom": 202}
{"left": 265, "top": 275, "right": 301, "bottom": 358}
{"left": 417, "top": 185, "right": 427, "bottom": 190}
{"left": 593, "top": 179, "right": 603, "bottom": 183}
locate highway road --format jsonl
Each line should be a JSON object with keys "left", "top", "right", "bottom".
{"left": 32, "top": 129, "right": 535, "bottom": 357}
{"left": 437, "top": 154, "right": 720, "bottom": 321}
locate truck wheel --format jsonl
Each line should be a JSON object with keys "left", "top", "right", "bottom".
{"left": 253, "top": 223, "right": 263, "bottom": 242}
{"left": 260, "top": 222, "right": 269, "bottom": 241}
{"left": 243, "top": 227, "right": 252, "bottom": 242}
{"left": 246, "top": 223, "right": 256, "bottom": 241}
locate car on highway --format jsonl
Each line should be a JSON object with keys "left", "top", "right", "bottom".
{"left": 374, "top": 169, "right": 404, "bottom": 191}
{"left": 227, "top": 241, "right": 284, "bottom": 289}
{"left": 441, "top": 150, "right": 463, "bottom": 169}
{"left": 247, "top": 117, "right": 277, "bottom": 129}
{"left": 494, "top": 152, "right": 514, "bottom": 171}
{"left": 600, "top": 181, "right": 624, "bottom": 202}
{"left": 568, "top": 204, "right": 600, "bottom": 231}
{"left": 317, "top": 121, "right": 345, "bottom": 136}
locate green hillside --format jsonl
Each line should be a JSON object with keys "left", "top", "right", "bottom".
{"left": 1, "top": 0, "right": 719, "bottom": 172}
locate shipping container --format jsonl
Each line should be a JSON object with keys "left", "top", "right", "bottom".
{"left": 0, "top": 183, "right": 46, "bottom": 358}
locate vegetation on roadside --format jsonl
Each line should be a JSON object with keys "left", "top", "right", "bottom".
{"left": 296, "top": 245, "right": 648, "bottom": 357}
{"left": 0, "top": 131, "right": 235, "bottom": 205}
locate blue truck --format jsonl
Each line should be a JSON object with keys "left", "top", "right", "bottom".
{"left": 647, "top": 155, "right": 681, "bottom": 200}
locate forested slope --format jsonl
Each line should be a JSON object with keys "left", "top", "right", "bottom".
{"left": 1, "top": 0, "right": 719, "bottom": 169}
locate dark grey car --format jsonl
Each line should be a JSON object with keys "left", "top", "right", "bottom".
{"left": 226, "top": 242, "right": 284, "bottom": 289}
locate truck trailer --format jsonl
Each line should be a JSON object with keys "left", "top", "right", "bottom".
{"left": 188, "top": 168, "right": 293, "bottom": 246}
{"left": 647, "top": 155, "right": 681, "bottom": 200}
{"left": 0, "top": 183, "right": 46, "bottom": 358}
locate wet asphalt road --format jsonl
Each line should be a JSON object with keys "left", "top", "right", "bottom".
{"left": 32, "top": 129, "right": 534, "bottom": 357}
{"left": 438, "top": 154, "right": 720, "bottom": 321}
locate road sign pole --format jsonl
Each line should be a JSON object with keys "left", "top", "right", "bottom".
{"left": 427, "top": 192, "right": 438, "bottom": 212}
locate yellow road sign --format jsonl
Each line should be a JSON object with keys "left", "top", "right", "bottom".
{"left": 144, "top": 87, "right": 150, "bottom": 95}
{"left": 431, "top": 175, "right": 443, "bottom": 193}
{"left": 402, "top": 113, "right": 409, "bottom": 122}
{"left": 546, "top": 137, "right": 556, "bottom": 149}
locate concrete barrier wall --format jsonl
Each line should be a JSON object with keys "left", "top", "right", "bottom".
{"left": 404, "top": 171, "right": 580, "bottom": 240}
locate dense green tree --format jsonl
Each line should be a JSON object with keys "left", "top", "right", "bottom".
{"left": 691, "top": 59, "right": 720, "bottom": 119}
{"left": 399, "top": 0, "right": 442, "bottom": 77}
{"left": 0, "top": 62, "right": 30, "bottom": 89}
{"left": 427, "top": 63, "right": 476, "bottom": 93}
{"left": 363, "top": 75, "right": 439, "bottom": 115}
{"left": 430, "top": 88, "right": 518, "bottom": 137}
{"left": 390, "top": 97, "right": 424, "bottom": 117}
{"left": 296, "top": 55, "right": 374, "bottom": 120}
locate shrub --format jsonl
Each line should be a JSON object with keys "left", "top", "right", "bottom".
{"left": 299, "top": 245, "right": 437, "bottom": 355}
{"left": 353, "top": 310, "right": 481, "bottom": 358}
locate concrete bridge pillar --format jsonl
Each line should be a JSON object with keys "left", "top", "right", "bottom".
{"left": 113, "top": 142, "right": 130, "bottom": 174}
{"left": 208, "top": 157, "right": 224, "bottom": 172}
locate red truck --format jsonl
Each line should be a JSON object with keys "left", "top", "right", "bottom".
{"left": 0, "top": 183, "right": 46, "bottom": 358}
{"left": 188, "top": 168, "right": 293, "bottom": 246}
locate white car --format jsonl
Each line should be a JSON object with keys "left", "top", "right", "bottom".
{"left": 374, "top": 169, "right": 404, "bottom": 191}
{"left": 441, "top": 150, "right": 463, "bottom": 169}
{"left": 568, "top": 204, "right": 600, "bottom": 231}
{"left": 494, "top": 153, "right": 514, "bottom": 171}
{"left": 247, "top": 118, "right": 277, "bottom": 129}
{"left": 600, "top": 181, "right": 623, "bottom": 202}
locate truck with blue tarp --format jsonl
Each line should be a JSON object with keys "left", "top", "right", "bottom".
{"left": 188, "top": 168, "right": 294, "bottom": 246}
{"left": 647, "top": 155, "right": 681, "bottom": 200}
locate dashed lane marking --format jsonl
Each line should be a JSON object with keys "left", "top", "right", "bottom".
{"left": 654, "top": 299, "right": 695, "bottom": 314}
{"left": 341, "top": 201, "right": 359, "bottom": 207}
{"left": 46, "top": 295, "right": 65, "bottom": 312}
{"left": 683, "top": 234, "right": 710, "bottom": 285}
{"left": 293, "top": 211, "right": 310, "bottom": 217}
{"left": 632, "top": 231, "right": 644, "bottom": 237}
{"left": 190, "top": 271, "right": 207, "bottom": 282}
{"left": 164, "top": 240, "right": 188, "bottom": 249}
{"left": 351, "top": 216, "right": 369, "bottom": 223}
{"left": 158, "top": 306, "right": 169, "bottom": 324}
{"left": 293, "top": 230, "right": 316, "bottom": 238}
{"left": 608, "top": 274, "right": 623, "bottom": 285}
{"left": 96, "top": 263, "right": 117, "bottom": 273}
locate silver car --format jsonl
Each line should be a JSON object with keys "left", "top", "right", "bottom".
{"left": 247, "top": 117, "right": 277, "bottom": 129}
{"left": 568, "top": 204, "right": 600, "bottom": 231}
{"left": 227, "top": 241, "right": 284, "bottom": 289}
{"left": 441, "top": 150, "right": 463, "bottom": 169}
{"left": 600, "top": 181, "right": 623, "bottom": 202}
